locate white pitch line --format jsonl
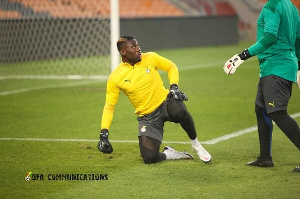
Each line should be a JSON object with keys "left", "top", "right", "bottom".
{"left": 0, "top": 80, "right": 104, "bottom": 96}
{"left": 0, "top": 59, "right": 255, "bottom": 96}
{"left": 178, "top": 61, "right": 224, "bottom": 71}
{"left": 202, "top": 126, "right": 258, "bottom": 145}
{"left": 0, "top": 59, "right": 240, "bottom": 81}
{"left": 0, "top": 75, "right": 108, "bottom": 80}
{"left": 1, "top": 112, "right": 299, "bottom": 145}
{"left": 203, "top": 112, "right": 300, "bottom": 144}
{"left": 178, "top": 59, "right": 257, "bottom": 71}
{"left": 0, "top": 61, "right": 214, "bottom": 97}
{"left": 0, "top": 137, "right": 135, "bottom": 143}
{"left": 0, "top": 61, "right": 220, "bottom": 81}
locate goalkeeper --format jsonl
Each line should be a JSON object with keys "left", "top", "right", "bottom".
{"left": 224, "top": 0, "right": 300, "bottom": 172}
{"left": 97, "top": 36, "right": 211, "bottom": 164}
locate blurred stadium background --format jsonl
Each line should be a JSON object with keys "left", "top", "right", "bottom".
{"left": 1, "top": 0, "right": 299, "bottom": 78}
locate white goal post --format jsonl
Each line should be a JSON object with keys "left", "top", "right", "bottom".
{"left": 110, "top": 0, "right": 120, "bottom": 72}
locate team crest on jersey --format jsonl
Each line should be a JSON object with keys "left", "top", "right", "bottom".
{"left": 145, "top": 68, "right": 150, "bottom": 74}
{"left": 141, "top": 125, "right": 147, "bottom": 132}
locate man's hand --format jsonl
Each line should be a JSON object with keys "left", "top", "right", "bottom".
{"left": 223, "top": 54, "right": 244, "bottom": 75}
{"left": 97, "top": 129, "right": 113, "bottom": 154}
{"left": 297, "top": 70, "right": 300, "bottom": 89}
{"left": 224, "top": 49, "right": 251, "bottom": 75}
{"left": 167, "top": 84, "right": 188, "bottom": 101}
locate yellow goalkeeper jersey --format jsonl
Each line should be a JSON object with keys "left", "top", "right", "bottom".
{"left": 101, "top": 52, "right": 179, "bottom": 130}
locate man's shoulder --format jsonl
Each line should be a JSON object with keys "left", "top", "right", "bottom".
{"left": 108, "top": 63, "right": 126, "bottom": 80}
{"left": 142, "top": 52, "right": 164, "bottom": 63}
{"left": 142, "top": 52, "right": 158, "bottom": 57}
{"left": 264, "top": 0, "right": 297, "bottom": 13}
{"left": 264, "top": 0, "right": 282, "bottom": 12}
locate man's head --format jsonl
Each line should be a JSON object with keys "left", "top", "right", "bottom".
{"left": 117, "top": 36, "right": 142, "bottom": 65}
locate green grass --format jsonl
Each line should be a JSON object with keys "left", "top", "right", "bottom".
{"left": 1, "top": 42, "right": 300, "bottom": 198}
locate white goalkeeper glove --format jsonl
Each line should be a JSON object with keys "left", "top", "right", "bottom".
{"left": 224, "top": 49, "right": 251, "bottom": 75}
{"left": 297, "top": 70, "right": 300, "bottom": 89}
{"left": 223, "top": 54, "right": 244, "bottom": 75}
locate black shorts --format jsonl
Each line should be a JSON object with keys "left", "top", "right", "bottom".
{"left": 137, "top": 99, "right": 190, "bottom": 141}
{"left": 137, "top": 100, "right": 171, "bottom": 142}
{"left": 255, "top": 75, "right": 293, "bottom": 114}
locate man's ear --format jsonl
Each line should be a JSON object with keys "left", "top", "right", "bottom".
{"left": 119, "top": 49, "right": 125, "bottom": 56}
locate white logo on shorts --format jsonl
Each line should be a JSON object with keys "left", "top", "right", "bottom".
{"left": 141, "top": 125, "right": 147, "bottom": 132}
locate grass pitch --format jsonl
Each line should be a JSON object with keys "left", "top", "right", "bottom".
{"left": 0, "top": 42, "right": 300, "bottom": 198}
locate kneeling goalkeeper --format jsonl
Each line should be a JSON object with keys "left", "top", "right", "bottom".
{"left": 97, "top": 36, "right": 211, "bottom": 164}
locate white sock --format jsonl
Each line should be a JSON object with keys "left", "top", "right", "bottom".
{"left": 191, "top": 137, "right": 200, "bottom": 146}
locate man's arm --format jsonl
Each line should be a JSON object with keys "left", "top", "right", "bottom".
{"left": 152, "top": 52, "right": 179, "bottom": 85}
{"left": 100, "top": 79, "right": 120, "bottom": 130}
{"left": 152, "top": 52, "right": 188, "bottom": 101}
{"left": 224, "top": 7, "right": 279, "bottom": 75}
{"left": 98, "top": 78, "right": 120, "bottom": 154}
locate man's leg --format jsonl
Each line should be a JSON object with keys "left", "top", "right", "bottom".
{"left": 247, "top": 77, "right": 274, "bottom": 167}
{"left": 166, "top": 99, "right": 211, "bottom": 163}
{"left": 248, "top": 75, "right": 299, "bottom": 171}
{"left": 246, "top": 105, "right": 274, "bottom": 167}
{"left": 265, "top": 76, "right": 300, "bottom": 172}
{"left": 270, "top": 111, "right": 300, "bottom": 172}
{"left": 269, "top": 110, "right": 300, "bottom": 150}
{"left": 166, "top": 99, "right": 196, "bottom": 139}
{"left": 256, "top": 105, "right": 274, "bottom": 159}
{"left": 139, "top": 136, "right": 193, "bottom": 164}
{"left": 139, "top": 136, "right": 166, "bottom": 164}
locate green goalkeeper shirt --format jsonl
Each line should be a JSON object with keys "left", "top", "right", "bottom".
{"left": 247, "top": 0, "right": 300, "bottom": 82}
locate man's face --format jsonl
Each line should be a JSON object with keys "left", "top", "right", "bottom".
{"left": 120, "top": 39, "right": 142, "bottom": 65}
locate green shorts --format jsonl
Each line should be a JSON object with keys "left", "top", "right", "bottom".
{"left": 255, "top": 75, "right": 293, "bottom": 114}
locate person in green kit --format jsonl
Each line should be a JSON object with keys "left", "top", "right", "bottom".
{"left": 223, "top": 0, "right": 300, "bottom": 173}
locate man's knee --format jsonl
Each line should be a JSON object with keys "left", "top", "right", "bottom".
{"left": 139, "top": 136, "right": 165, "bottom": 164}
{"left": 142, "top": 153, "right": 160, "bottom": 164}
{"left": 269, "top": 110, "right": 287, "bottom": 122}
{"left": 167, "top": 101, "right": 189, "bottom": 122}
{"left": 173, "top": 109, "right": 189, "bottom": 120}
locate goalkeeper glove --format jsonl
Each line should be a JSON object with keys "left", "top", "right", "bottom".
{"left": 224, "top": 49, "right": 251, "bottom": 75}
{"left": 97, "top": 129, "right": 113, "bottom": 154}
{"left": 167, "top": 84, "right": 188, "bottom": 101}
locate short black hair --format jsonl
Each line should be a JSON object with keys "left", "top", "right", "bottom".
{"left": 117, "top": 36, "right": 135, "bottom": 51}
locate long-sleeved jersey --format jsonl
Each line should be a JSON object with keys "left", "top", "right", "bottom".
{"left": 248, "top": 0, "right": 300, "bottom": 82}
{"left": 101, "top": 52, "right": 179, "bottom": 130}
